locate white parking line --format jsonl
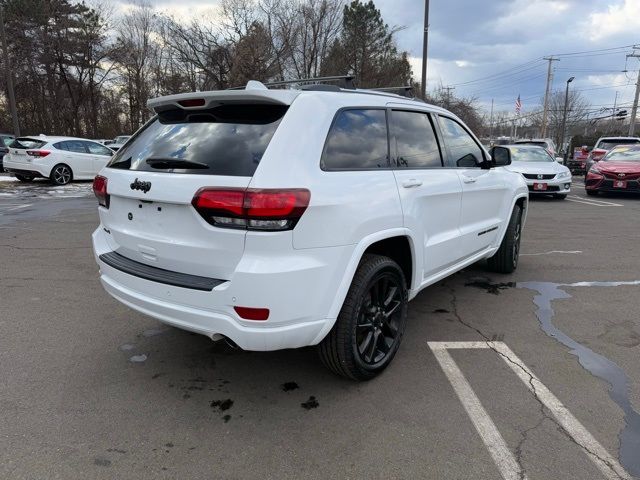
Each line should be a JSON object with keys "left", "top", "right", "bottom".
{"left": 428, "top": 341, "right": 631, "bottom": 480}
{"left": 566, "top": 195, "right": 622, "bottom": 207}
{"left": 4, "top": 204, "right": 32, "bottom": 211}
{"left": 521, "top": 250, "right": 582, "bottom": 256}
{"left": 429, "top": 343, "right": 526, "bottom": 480}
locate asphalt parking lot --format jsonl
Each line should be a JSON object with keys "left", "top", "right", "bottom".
{"left": 1, "top": 174, "right": 639, "bottom": 480}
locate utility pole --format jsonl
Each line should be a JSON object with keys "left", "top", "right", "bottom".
{"left": 560, "top": 76, "right": 574, "bottom": 162}
{"left": 609, "top": 91, "right": 618, "bottom": 134}
{"left": 489, "top": 98, "right": 494, "bottom": 144}
{"left": 443, "top": 86, "right": 455, "bottom": 109}
{"left": 627, "top": 46, "right": 640, "bottom": 136}
{"left": 0, "top": 5, "right": 19, "bottom": 136}
{"left": 540, "top": 56, "right": 560, "bottom": 138}
{"left": 420, "top": 0, "right": 430, "bottom": 99}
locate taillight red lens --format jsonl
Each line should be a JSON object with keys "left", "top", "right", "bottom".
{"left": 93, "top": 175, "right": 109, "bottom": 208}
{"left": 192, "top": 188, "right": 310, "bottom": 231}
{"left": 26, "top": 150, "right": 50, "bottom": 157}
{"left": 234, "top": 306, "right": 269, "bottom": 321}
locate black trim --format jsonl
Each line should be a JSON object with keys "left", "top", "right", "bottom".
{"left": 99, "top": 251, "right": 224, "bottom": 291}
{"left": 478, "top": 226, "right": 499, "bottom": 236}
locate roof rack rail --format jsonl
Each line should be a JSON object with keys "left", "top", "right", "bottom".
{"left": 228, "top": 75, "right": 356, "bottom": 91}
{"left": 368, "top": 86, "right": 415, "bottom": 98}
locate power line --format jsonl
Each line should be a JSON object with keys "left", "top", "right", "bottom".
{"left": 551, "top": 44, "right": 634, "bottom": 57}
{"left": 450, "top": 59, "right": 544, "bottom": 87}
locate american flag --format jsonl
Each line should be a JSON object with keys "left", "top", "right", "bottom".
{"left": 515, "top": 95, "right": 522, "bottom": 115}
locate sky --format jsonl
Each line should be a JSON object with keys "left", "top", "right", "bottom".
{"left": 114, "top": 0, "right": 640, "bottom": 115}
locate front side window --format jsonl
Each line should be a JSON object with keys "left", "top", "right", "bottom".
{"left": 438, "top": 116, "right": 484, "bottom": 168}
{"left": 321, "top": 109, "right": 389, "bottom": 170}
{"left": 391, "top": 110, "right": 442, "bottom": 168}
{"left": 84, "top": 141, "right": 113, "bottom": 156}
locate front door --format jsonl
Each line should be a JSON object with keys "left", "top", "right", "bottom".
{"left": 437, "top": 115, "right": 510, "bottom": 258}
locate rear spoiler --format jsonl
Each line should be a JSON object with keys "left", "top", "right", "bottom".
{"left": 147, "top": 89, "right": 300, "bottom": 113}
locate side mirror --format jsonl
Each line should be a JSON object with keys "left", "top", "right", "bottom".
{"left": 490, "top": 146, "right": 511, "bottom": 167}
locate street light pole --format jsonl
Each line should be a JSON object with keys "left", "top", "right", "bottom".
{"left": 0, "top": 5, "right": 19, "bottom": 136}
{"left": 420, "top": 0, "right": 429, "bottom": 99}
{"left": 560, "top": 76, "right": 575, "bottom": 163}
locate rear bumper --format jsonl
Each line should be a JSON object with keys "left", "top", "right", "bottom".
{"left": 3, "top": 158, "right": 50, "bottom": 178}
{"left": 92, "top": 227, "right": 352, "bottom": 351}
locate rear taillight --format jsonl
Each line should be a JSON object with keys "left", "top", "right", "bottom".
{"left": 26, "top": 150, "right": 50, "bottom": 157}
{"left": 93, "top": 175, "right": 109, "bottom": 208}
{"left": 192, "top": 188, "right": 310, "bottom": 231}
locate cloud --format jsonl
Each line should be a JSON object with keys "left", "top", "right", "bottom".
{"left": 588, "top": 0, "right": 640, "bottom": 41}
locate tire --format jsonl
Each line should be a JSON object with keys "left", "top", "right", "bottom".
{"left": 50, "top": 164, "right": 72, "bottom": 185}
{"left": 15, "top": 174, "right": 34, "bottom": 182}
{"left": 318, "top": 254, "right": 408, "bottom": 381}
{"left": 586, "top": 189, "right": 598, "bottom": 196}
{"left": 553, "top": 194, "right": 567, "bottom": 200}
{"left": 488, "top": 204, "right": 522, "bottom": 274}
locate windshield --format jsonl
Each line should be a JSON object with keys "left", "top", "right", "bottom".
{"left": 597, "top": 139, "right": 640, "bottom": 150}
{"left": 108, "top": 104, "right": 287, "bottom": 176}
{"left": 603, "top": 145, "right": 640, "bottom": 162}
{"left": 509, "top": 146, "right": 555, "bottom": 163}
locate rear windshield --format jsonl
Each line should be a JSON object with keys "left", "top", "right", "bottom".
{"left": 597, "top": 139, "right": 640, "bottom": 150}
{"left": 10, "top": 137, "right": 47, "bottom": 149}
{"left": 108, "top": 104, "right": 288, "bottom": 176}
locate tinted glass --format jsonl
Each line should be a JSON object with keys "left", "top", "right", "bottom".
{"left": 515, "top": 141, "right": 548, "bottom": 148}
{"left": 108, "top": 104, "right": 287, "bottom": 176}
{"left": 10, "top": 137, "right": 46, "bottom": 149}
{"left": 62, "top": 140, "right": 89, "bottom": 154}
{"left": 598, "top": 139, "right": 640, "bottom": 150}
{"left": 84, "top": 141, "right": 113, "bottom": 156}
{"left": 321, "top": 109, "right": 389, "bottom": 169}
{"left": 0, "top": 135, "right": 14, "bottom": 147}
{"left": 438, "top": 116, "right": 483, "bottom": 167}
{"left": 509, "top": 146, "right": 554, "bottom": 163}
{"left": 603, "top": 145, "right": 640, "bottom": 162}
{"left": 391, "top": 111, "right": 442, "bottom": 168}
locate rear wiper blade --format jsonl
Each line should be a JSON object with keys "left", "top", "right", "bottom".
{"left": 146, "top": 158, "right": 209, "bottom": 169}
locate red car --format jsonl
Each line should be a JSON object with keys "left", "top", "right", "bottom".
{"left": 585, "top": 144, "right": 640, "bottom": 195}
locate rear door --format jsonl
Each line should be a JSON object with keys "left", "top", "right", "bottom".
{"left": 437, "top": 115, "right": 510, "bottom": 257}
{"left": 57, "top": 140, "right": 94, "bottom": 177}
{"left": 390, "top": 109, "right": 463, "bottom": 279}
{"left": 98, "top": 103, "right": 288, "bottom": 280}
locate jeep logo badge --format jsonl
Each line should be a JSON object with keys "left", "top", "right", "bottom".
{"left": 130, "top": 178, "right": 151, "bottom": 193}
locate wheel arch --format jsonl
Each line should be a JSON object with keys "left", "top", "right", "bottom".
{"left": 310, "top": 228, "right": 417, "bottom": 345}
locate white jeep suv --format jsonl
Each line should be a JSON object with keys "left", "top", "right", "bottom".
{"left": 92, "top": 81, "right": 528, "bottom": 380}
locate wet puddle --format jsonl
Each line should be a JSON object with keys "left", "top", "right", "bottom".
{"left": 518, "top": 280, "right": 640, "bottom": 477}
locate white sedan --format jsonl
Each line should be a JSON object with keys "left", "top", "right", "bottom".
{"left": 503, "top": 145, "right": 572, "bottom": 199}
{"left": 3, "top": 136, "right": 115, "bottom": 185}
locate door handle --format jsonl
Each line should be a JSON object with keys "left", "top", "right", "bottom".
{"left": 401, "top": 179, "right": 423, "bottom": 188}
{"left": 461, "top": 175, "right": 477, "bottom": 184}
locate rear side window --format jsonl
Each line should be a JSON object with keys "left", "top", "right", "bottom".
{"left": 55, "top": 140, "right": 88, "bottom": 154}
{"left": 390, "top": 110, "right": 442, "bottom": 168}
{"left": 108, "top": 104, "right": 288, "bottom": 176}
{"left": 321, "top": 109, "right": 389, "bottom": 170}
{"left": 438, "top": 116, "right": 484, "bottom": 167}
{"left": 10, "top": 137, "right": 46, "bottom": 149}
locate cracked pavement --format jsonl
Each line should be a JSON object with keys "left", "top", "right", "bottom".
{"left": 1, "top": 178, "right": 640, "bottom": 479}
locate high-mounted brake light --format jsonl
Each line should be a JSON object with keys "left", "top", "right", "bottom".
{"left": 26, "top": 150, "right": 51, "bottom": 157}
{"left": 192, "top": 188, "right": 310, "bottom": 231}
{"left": 178, "top": 98, "right": 206, "bottom": 108}
{"left": 93, "top": 175, "right": 109, "bottom": 208}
